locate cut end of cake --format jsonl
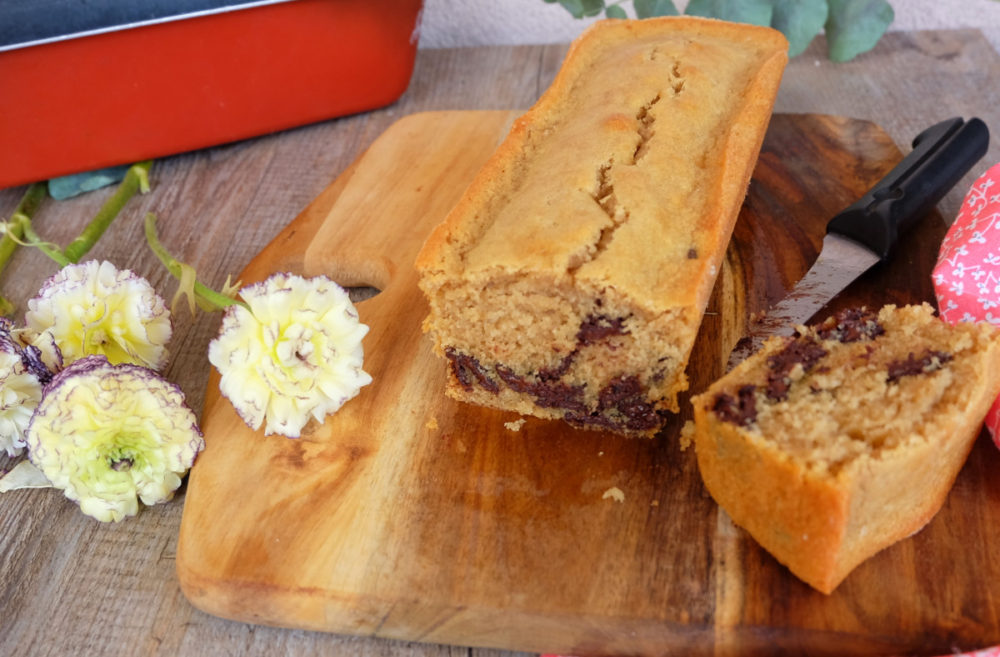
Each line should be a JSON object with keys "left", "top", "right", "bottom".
{"left": 428, "top": 277, "right": 694, "bottom": 436}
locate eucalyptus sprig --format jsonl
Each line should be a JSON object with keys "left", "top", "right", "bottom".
{"left": 544, "top": 0, "right": 894, "bottom": 61}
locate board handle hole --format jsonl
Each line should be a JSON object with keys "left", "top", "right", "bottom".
{"left": 346, "top": 285, "right": 381, "bottom": 303}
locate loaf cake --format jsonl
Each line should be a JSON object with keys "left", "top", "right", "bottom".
{"left": 415, "top": 18, "right": 788, "bottom": 435}
{"left": 692, "top": 304, "right": 1000, "bottom": 593}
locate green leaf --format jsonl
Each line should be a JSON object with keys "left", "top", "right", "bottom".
{"left": 771, "top": 0, "right": 828, "bottom": 56}
{"left": 605, "top": 5, "right": 628, "bottom": 18}
{"left": 634, "top": 0, "right": 679, "bottom": 18}
{"left": 579, "top": 0, "right": 606, "bottom": 16}
{"left": 557, "top": 0, "right": 605, "bottom": 18}
{"left": 556, "top": 0, "right": 584, "bottom": 17}
{"left": 684, "top": 0, "right": 773, "bottom": 26}
{"left": 48, "top": 165, "right": 131, "bottom": 201}
{"left": 825, "top": 0, "right": 894, "bottom": 62}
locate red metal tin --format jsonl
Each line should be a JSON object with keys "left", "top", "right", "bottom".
{"left": 0, "top": 0, "right": 424, "bottom": 188}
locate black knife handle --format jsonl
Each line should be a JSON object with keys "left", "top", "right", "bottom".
{"left": 826, "top": 117, "right": 990, "bottom": 259}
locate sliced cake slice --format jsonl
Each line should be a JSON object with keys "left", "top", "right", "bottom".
{"left": 692, "top": 304, "right": 1000, "bottom": 593}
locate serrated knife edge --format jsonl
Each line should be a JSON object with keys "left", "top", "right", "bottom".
{"left": 724, "top": 116, "right": 990, "bottom": 371}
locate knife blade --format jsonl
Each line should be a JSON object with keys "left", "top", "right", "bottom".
{"left": 726, "top": 116, "right": 990, "bottom": 370}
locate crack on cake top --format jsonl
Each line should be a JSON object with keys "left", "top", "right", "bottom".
{"left": 632, "top": 93, "right": 662, "bottom": 162}
{"left": 594, "top": 160, "right": 621, "bottom": 220}
{"left": 571, "top": 86, "right": 679, "bottom": 276}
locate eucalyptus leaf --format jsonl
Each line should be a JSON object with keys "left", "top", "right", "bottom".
{"left": 556, "top": 0, "right": 584, "bottom": 18}
{"left": 634, "top": 0, "right": 679, "bottom": 18}
{"left": 48, "top": 165, "right": 131, "bottom": 201}
{"left": 558, "top": 0, "right": 606, "bottom": 18}
{"left": 771, "top": 0, "right": 828, "bottom": 56}
{"left": 542, "top": 0, "right": 894, "bottom": 62}
{"left": 825, "top": 0, "right": 894, "bottom": 62}
{"left": 580, "top": 0, "right": 607, "bottom": 17}
{"left": 685, "top": 0, "right": 773, "bottom": 26}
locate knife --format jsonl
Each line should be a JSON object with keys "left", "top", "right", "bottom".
{"left": 726, "top": 116, "right": 990, "bottom": 370}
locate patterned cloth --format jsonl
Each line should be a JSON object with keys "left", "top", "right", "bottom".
{"left": 933, "top": 161, "right": 1000, "bottom": 445}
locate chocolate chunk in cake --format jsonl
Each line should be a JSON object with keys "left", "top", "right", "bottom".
{"left": 445, "top": 348, "right": 498, "bottom": 393}
{"left": 764, "top": 338, "right": 828, "bottom": 401}
{"left": 712, "top": 384, "right": 759, "bottom": 427}
{"left": 817, "top": 307, "right": 885, "bottom": 343}
{"left": 887, "top": 349, "right": 953, "bottom": 383}
{"left": 576, "top": 315, "right": 629, "bottom": 345}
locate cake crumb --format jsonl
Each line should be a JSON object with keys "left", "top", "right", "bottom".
{"left": 651, "top": 499, "right": 659, "bottom": 507}
{"left": 426, "top": 416, "right": 439, "bottom": 431}
{"left": 602, "top": 486, "right": 625, "bottom": 503}
{"left": 679, "top": 420, "right": 696, "bottom": 451}
{"left": 504, "top": 418, "right": 526, "bottom": 432}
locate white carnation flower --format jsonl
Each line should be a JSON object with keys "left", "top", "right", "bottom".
{"left": 25, "top": 260, "right": 171, "bottom": 370}
{"left": 26, "top": 355, "right": 204, "bottom": 522}
{"left": 208, "top": 273, "right": 372, "bottom": 438}
{"left": 0, "top": 318, "right": 54, "bottom": 457}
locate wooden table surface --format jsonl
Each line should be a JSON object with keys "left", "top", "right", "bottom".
{"left": 2, "top": 29, "right": 999, "bottom": 657}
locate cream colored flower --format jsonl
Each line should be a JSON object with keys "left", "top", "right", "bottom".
{"left": 25, "top": 260, "right": 171, "bottom": 370}
{"left": 0, "top": 318, "right": 53, "bottom": 457}
{"left": 208, "top": 273, "right": 372, "bottom": 438}
{"left": 0, "top": 348, "right": 40, "bottom": 457}
{"left": 26, "top": 355, "right": 204, "bottom": 522}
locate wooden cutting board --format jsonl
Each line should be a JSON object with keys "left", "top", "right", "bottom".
{"left": 177, "top": 111, "right": 1000, "bottom": 656}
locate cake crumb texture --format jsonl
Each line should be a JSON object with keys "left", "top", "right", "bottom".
{"left": 417, "top": 17, "right": 788, "bottom": 436}
{"left": 602, "top": 486, "right": 626, "bottom": 503}
{"left": 692, "top": 304, "right": 1000, "bottom": 593}
{"left": 504, "top": 418, "right": 527, "bottom": 432}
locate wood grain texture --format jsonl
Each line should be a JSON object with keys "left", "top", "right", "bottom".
{"left": 175, "top": 110, "right": 980, "bottom": 657}
{"left": 2, "top": 29, "right": 1000, "bottom": 657}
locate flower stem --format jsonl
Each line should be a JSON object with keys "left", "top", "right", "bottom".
{"left": 62, "top": 160, "right": 152, "bottom": 264}
{"left": 0, "top": 183, "right": 46, "bottom": 273}
{"left": 143, "top": 213, "right": 247, "bottom": 312}
{"left": 20, "top": 220, "right": 71, "bottom": 268}
{"left": 0, "top": 183, "right": 48, "bottom": 314}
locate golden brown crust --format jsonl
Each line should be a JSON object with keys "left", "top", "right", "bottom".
{"left": 416, "top": 16, "right": 789, "bottom": 287}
